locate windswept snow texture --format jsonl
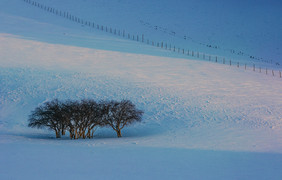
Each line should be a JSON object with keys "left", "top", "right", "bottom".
{"left": 1, "top": 0, "right": 282, "bottom": 179}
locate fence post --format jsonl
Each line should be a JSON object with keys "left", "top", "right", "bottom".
{"left": 237, "top": 62, "right": 239, "bottom": 68}
{"left": 245, "top": 64, "right": 246, "bottom": 70}
{"left": 253, "top": 64, "right": 255, "bottom": 71}
{"left": 223, "top": 58, "right": 225, "bottom": 64}
{"left": 215, "top": 56, "right": 217, "bottom": 63}
{"left": 230, "top": 60, "right": 231, "bottom": 66}
{"left": 272, "top": 70, "right": 274, "bottom": 76}
{"left": 197, "top": 52, "right": 199, "bottom": 58}
{"left": 260, "top": 67, "right": 261, "bottom": 73}
{"left": 266, "top": 68, "right": 268, "bottom": 75}
{"left": 280, "top": 71, "right": 281, "bottom": 78}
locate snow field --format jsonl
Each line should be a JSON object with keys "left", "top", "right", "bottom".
{"left": 1, "top": 143, "right": 282, "bottom": 180}
{"left": 1, "top": 0, "right": 282, "bottom": 179}
{"left": 1, "top": 0, "right": 282, "bottom": 70}
{"left": 1, "top": 34, "right": 281, "bottom": 153}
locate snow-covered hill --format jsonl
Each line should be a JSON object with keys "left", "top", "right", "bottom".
{"left": 0, "top": 0, "right": 282, "bottom": 179}
{"left": 1, "top": 0, "right": 282, "bottom": 70}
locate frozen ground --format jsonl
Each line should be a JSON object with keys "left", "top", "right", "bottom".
{"left": 0, "top": 0, "right": 282, "bottom": 179}
{"left": 1, "top": 34, "right": 282, "bottom": 179}
{"left": 1, "top": 143, "right": 282, "bottom": 180}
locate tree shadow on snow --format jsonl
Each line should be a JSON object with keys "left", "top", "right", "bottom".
{"left": 5, "top": 124, "right": 165, "bottom": 141}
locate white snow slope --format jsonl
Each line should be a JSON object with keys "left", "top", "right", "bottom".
{"left": 0, "top": 0, "right": 282, "bottom": 179}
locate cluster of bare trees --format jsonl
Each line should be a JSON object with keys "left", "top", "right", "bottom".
{"left": 28, "top": 99, "right": 143, "bottom": 139}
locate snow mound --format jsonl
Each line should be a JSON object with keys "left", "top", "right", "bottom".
{"left": 1, "top": 34, "right": 282, "bottom": 153}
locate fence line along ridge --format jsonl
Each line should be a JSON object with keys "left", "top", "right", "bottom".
{"left": 22, "top": 0, "right": 281, "bottom": 79}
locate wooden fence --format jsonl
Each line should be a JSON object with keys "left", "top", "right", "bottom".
{"left": 23, "top": 0, "right": 282, "bottom": 79}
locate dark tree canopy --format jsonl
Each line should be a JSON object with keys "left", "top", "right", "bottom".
{"left": 101, "top": 100, "right": 144, "bottom": 137}
{"left": 28, "top": 99, "right": 143, "bottom": 139}
{"left": 28, "top": 99, "right": 65, "bottom": 138}
{"left": 64, "top": 99, "right": 103, "bottom": 139}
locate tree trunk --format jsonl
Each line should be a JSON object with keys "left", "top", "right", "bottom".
{"left": 86, "top": 129, "right": 90, "bottom": 139}
{"left": 70, "top": 132, "right": 73, "bottom": 139}
{"left": 69, "top": 128, "right": 74, "bottom": 139}
{"left": 116, "top": 129, "right": 122, "bottom": 138}
{"left": 86, "top": 128, "right": 92, "bottom": 139}
{"left": 75, "top": 129, "right": 78, "bottom": 139}
{"left": 55, "top": 130, "right": 61, "bottom": 138}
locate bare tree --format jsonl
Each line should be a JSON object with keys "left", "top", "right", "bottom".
{"left": 61, "top": 99, "right": 103, "bottom": 139}
{"left": 82, "top": 100, "right": 103, "bottom": 139}
{"left": 28, "top": 99, "right": 66, "bottom": 138}
{"left": 101, "top": 100, "right": 143, "bottom": 137}
{"left": 74, "top": 100, "right": 103, "bottom": 139}
{"left": 28, "top": 99, "right": 143, "bottom": 139}
{"left": 61, "top": 100, "right": 78, "bottom": 139}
